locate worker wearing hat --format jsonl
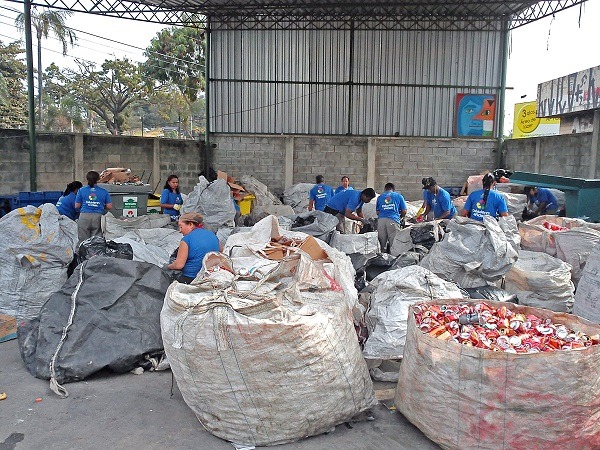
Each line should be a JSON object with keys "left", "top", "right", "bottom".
{"left": 167, "top": 212, "right": 221, "bottom": 284}
{"left": 418, "top": 177, "right": 456, "bottom": 221}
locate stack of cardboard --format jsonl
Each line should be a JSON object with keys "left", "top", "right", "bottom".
{"left": 217, "top": 171, "right": 247, "bottom": 201}
{"left": 261, "top": 235, "right": 329, "bottom": 261}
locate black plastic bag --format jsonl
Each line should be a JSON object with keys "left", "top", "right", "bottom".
{"left": 410, "top": 224, "right": 436, "bottom": 249}
{"left": 359, "top": 218, "right": 378, "bottom": 234}
{"left": 77, "top": 235, "right": 133, "bottom": 262}
{"left": 18, "top": 257, "right": 171, "bottom": 384}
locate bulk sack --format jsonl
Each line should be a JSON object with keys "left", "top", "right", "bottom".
{"left": 396, "top": 299, "right": 600, "bottom": 450}
{"left": 574, "top": 243, "right": 600, "bottom": 323}
{"left": 162, "top": 217, "right": 375, "bottom": 447}
{"left": 0, "top": 204, "right": 77, "bottom": 320}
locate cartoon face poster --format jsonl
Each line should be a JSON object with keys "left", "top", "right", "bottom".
{"left": 454, "top": 94, "right": 497, "bottom": 137}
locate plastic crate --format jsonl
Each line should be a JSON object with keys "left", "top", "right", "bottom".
{"left": 17, "top": 191, "right": 62, "bottom": 207}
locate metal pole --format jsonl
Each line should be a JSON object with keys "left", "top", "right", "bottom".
{"left": 204, "top": 18, "right": 211, "bottom": 176}
{"left": 141, "top": 116, "right": 144, "bottom": 137}
{"left": 496, "top": 19, "right": 510, "bottom": 169}
{"left": 24, "top": 0, "right": 37, "bottom": 191}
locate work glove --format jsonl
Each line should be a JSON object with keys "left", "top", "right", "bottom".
{"left": 173, "top": 203, "right": 181, "bottom": 211}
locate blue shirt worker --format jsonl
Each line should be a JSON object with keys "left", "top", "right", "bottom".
{"left": 168, "top": 212, "right": 221, "bottom": 284}
{"left": 160, "top": 174, "right": 184, "bottom": 221}
{"left": 524, "top": 186, "right": 559, "bottom": 216}
{"left": 324, "top": 188, "right": 377, "bottom": 233}
{"left": 334, "top": 176, "right": 355, "bottom": 195}
{"left": 56, "top": 180, "right": 83, "bottom": 221}
{"left": 308, "top": 175, "right": 334, "bottom": 211}
{"left": 75, "top": 171, "right": 112, "bottom": 243}
{"left": 376, "top": 183, "right": 407, "bottom": 253}
{"left": 420, "top": 177, "right": 457, "bottom": 220}
{"left": 461, "top": 173, "right": 509, "bottom": 222}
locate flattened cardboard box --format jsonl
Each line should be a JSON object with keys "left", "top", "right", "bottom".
{"left": 263, "top": 236, "right": 329, "bottom": 261}
{"left": 0, "top": 314, "right": 17, "bottom": 343}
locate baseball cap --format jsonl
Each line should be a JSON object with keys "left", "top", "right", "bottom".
{"left": 180, "top": 212, "right": 203, "bottom": 224}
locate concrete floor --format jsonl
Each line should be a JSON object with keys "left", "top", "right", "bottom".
{"left": 0, "top": 339, "right": 439, "bottom": 450}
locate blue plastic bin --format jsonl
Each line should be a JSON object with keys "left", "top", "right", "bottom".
{"left": 17, "top": 191, "right": 63, "bottom": 208}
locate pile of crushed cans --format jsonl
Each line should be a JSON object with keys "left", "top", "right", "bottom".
{"left": 542, "top": 221, "right": 568, "bottom": 232}
{"left": 414, "top": 302, "right": 599, "bottom": 353}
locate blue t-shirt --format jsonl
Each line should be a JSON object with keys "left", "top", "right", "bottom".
{"left": 326, "top": 189, "right": 363, "bottom": 214}
{"left": 376, "top": 190, "right": 407, "bottom": 223}
{"left": 425, "top": 188, "right": 456, "bottom": 219}
{"left": 160, "top": 189, "right": 183, "bottom": 220}
{"left": 76, "top": 185, "right": 112, "bottom": 214}
{"left": 181, "top": 228, "right": 221, "bottom": 278}
{"left": 531, "top": 188, "right": 558, "bottom": 211}
{"left": 464, "top": 189, "right": 508, "bottom": 222}
{"left": 334, "top": 185, "right": 354, "bottom": 195}
{"left": 309, "top": 184, "right": 334, "bottom": 211}
{"left": 56, "top": 192, "right": 79, "bottom": 220}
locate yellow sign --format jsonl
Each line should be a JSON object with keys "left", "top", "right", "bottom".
{"left": 513, "top": 102, "right": 560, "bottom": 139}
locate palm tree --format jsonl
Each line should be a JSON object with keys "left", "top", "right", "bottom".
{"left": 16, "top": 8, "right": 76, "bottom": 128}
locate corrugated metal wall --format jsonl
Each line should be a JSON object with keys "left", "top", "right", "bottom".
{"left": 209, "top": 22, "right": 504, "bottom": 137}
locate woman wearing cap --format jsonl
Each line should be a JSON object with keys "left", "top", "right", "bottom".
{"left": 160, "top": 174, "right": 183, "bottom": 221}
{"left": 418, "top": 177, "right": 456, "bottom": 221}
{"left": 168, "top": 212, "right": 221, "bottom": 284}
{"left": 461, "top": 173, "right": 509, "bottom": 221}
{"left": 75, "top": 171, "right": 112, "bottom": 243}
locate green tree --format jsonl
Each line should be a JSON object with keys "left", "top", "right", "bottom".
{"left": 42, "top": 62, "right": 87, "bottom": 132}
{"left": 15, "top": 7, "right": 76, "bottom": 128}
{"left": 64, "top": 58, "right": 146, "bottom": 135}
{"left": 0, "top": 40, "right": 27, "bottom": 128}
{"left": 143, "top": 23, "right": 205, "bottom": 104}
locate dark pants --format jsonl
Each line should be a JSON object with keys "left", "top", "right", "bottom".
{"left": 177, "top": 274, "right": 195, "bottom": 284}
{"left": 324, "top": 206, "right": 346, "bottom": 233}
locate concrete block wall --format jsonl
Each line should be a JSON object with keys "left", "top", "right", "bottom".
{"left": 211, "top": 135, "right": 287, "bottom": 195}
{"left": 0, "top": 130, "right": 204, "bottom": 195}
{"left": 0, "top": 129, "right": 31, "bottom": 194}
{"left": 293, "top": 137, "right": 368, "bottom": 191}
{"left": 212, "top": 134, "right": 499, "bottom": 202}
{"left": 503, "top": 133, "right": 595, "bottom": 178}
{"left": 374, "top": 138, "right": 497, "bottom": 201}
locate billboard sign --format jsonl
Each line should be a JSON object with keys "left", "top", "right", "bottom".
{"left": 537, "top": 65, "right": 600, "bottom": 117}
{"left": 512, "top": 101, "right": 560, "bottom": 139}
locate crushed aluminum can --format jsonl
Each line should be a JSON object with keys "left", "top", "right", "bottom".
{"left": 458, "top": 313, "right": 483, "bottom": 326}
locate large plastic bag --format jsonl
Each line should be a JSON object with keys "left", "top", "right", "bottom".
{"left": 287, "top": 210, "right": 339, "bottom": 238}
{"left": 282, "top": 182, "right": 313, "bottom": 213}
{"left": 239, "top": 175, "right": 294, "bottom": 223}
{"left": 396, "top": 299, "right": 600, "bottom": 450}
{"left": 420, "top": 216, "right": 519, "bottom": 288}
{"left": 181, "top": 177, "right": 236, "bottom": 239}
{"left": 330, "top": 231, "right": 380, "bottom": 255}
{"left": 362, "top": 266, "right": 464, "bottom": 359}
{"left": 102, "top": 212, "right": 171, "bottom": 241}
{"left": 18, "top": 257, "right": 170, "bottom": 396}
{"left": 519, "top": 216, "right": 600, "bottom": 286}
{"left": 162, "top": 223, "right": 376, "bottom": 446}
{"left": 504, "top": 250, "right": 575, "bottom": 312}
{"left": 390, "top": 221, "right": 445, "bottom": 256}
{"left": 0, "top": 205, "right": 77, "bottom": 320}
{"left": 574, "top": 243, "right": 600, "bottom": 323}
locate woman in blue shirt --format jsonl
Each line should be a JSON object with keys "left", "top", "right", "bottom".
{"left": 334, "top": 176, "right": 354, "bottom": 195}
{"left": 160, "top": 174, "right": 184, "bottom": 221}
{"left": 75, "top": 171, "right": 112, "bottom": 243}
{"left": 56, "top": 180, "right": 83, "bottom": 220}
{"left": 461, "top": 173, "right": 509, "bottom": 221}
{"left": 168, "top": 212, "right": 221, "bottom": 284}
{"left": 420, "top": 177, "right": 457, "bottom": 220}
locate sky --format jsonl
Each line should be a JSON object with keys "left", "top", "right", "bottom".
{"left": 1, "top": 0, "right": 599, "bottom": 135}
